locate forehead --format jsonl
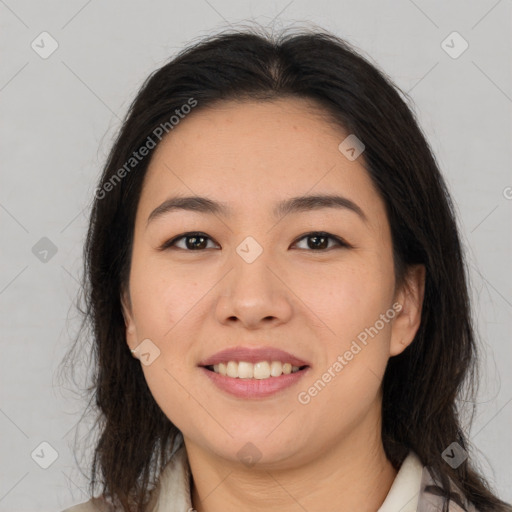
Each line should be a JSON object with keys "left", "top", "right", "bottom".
{"left": 137, "top": 98, "right": 387, "bottom": 231}
{"left": 149, "top": 97, "right": 346, "bottom": 167}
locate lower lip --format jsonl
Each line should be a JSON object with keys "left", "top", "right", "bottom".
{"left": 200, "top": 366, "right": 310, "bottom": 399}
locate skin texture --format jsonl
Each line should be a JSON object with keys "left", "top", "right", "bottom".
{"left": 121, "top": 97, "right": 425, "bottom": 512}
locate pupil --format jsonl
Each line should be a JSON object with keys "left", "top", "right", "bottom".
{"left": 309, "top": 235, "right": 327, "bottom": 250}
{"left": 187, "top": 235, "right": 206, "bottom": 250}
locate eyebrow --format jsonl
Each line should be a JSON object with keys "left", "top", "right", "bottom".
{"left": 146, "top": 194, "right": 368, "bottom": 228}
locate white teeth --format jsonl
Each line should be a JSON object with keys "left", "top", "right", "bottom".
{"left": 238, "top": 361, "right": 253, "bottom": 379}
{"left": 270, "top": 361, "right": 282, "bottom": 377}
{"left": 210, "top": 361, "right": 302, "bottom": 379}
{"left": 253, "top": 361, "right": 269, "bottom": 379}
{"left": 226, "top": 361, "right": 238, "bottom": 378}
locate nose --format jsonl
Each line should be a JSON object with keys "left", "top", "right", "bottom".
{"left": 215, "top": 246, "right": 293, "bottom": 330}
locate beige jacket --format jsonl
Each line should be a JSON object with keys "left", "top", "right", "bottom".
{"left": 61, "top": 445, "right": 478, "bottom": 512}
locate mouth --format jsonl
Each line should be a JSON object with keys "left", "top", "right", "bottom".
{"left": 200, "top": 361, "right": 311, "bottom": 399}
{"left": 202, "top": 361, "right": 310, "bottom": 380}
{"left": 198, "top": 346, "right": 311, "bottom": 397}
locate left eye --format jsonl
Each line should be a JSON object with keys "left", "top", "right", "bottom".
{"left": 160, "top": 232, "right": 218, "bottom": 251}
{"left": 293, "top": 232, "right": 348, "bottom": 251}
{"left": 160, "top": 231, "right": 350, "bottom": 252}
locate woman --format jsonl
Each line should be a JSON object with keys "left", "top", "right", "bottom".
{"left": 60, "top": 24, "right": 511, "bottom": 512}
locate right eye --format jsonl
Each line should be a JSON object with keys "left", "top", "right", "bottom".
{"left": 159, "top": 232, "right": 219, "bottom": 251}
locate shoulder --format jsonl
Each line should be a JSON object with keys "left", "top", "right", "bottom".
{"left": 59, "top": 444, "right": 189, "bottom": 512}
{"left": 60, "top": 496, "right": 115, "bottom": 512}
{"left": 381, "top": 451, "right": 481, "bottom": 512}
{"left": 418, "top": 463, "right": 480, "bottom": 512}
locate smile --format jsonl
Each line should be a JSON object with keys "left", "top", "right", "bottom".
{"left": 201, "top": 364, "right": 310, "bottom": 399}
{"left": 205, "top": 360, "right": 307, "bottom": 379}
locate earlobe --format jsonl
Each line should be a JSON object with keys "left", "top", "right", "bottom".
{"left": 121, "top": 292, "right": 139, "bottom": 358}
{"left": 120, "top": 290, "right": 137, "bottom": 339}
{"left": 389, "top": 264, "right": 426, "bottom": 357}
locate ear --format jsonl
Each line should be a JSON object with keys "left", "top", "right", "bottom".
{"left": 120, "top": 287, "right": 138, "bottom": 348}
{"left": 389, "top": 264, "right": 426, "bottom": 357}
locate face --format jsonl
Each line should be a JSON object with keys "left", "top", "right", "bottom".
{"left": 121, "top": 97, "right": 424, "bottom": 469}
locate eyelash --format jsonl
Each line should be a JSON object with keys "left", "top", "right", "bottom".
{"left": 159, "top": 231, "right": 351, "bottom": 252}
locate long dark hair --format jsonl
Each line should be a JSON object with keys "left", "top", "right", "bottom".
{"left": 59, "top": 23, "right": 511, "bottom": 512}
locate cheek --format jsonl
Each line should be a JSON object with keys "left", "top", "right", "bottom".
{"left": 128, "top": 263, "right": 198, "bottom": 427}
{"left": 297, "top": 254, "right": 394, "bottom": 339}
{"left": 139, "top": 357, "right": 198, "bottom": 437}
{"left": 299, "top": 308, "right": 391, "bottom": 428}
{"left": 128, "top": 252, "right": 204, "bottom": 337}
{"left": 297, "top": 253, "right": 394, "bottom": 400}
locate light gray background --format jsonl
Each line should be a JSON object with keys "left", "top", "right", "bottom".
{"left": 1, "top": 1, "right": 511, "bottom": 510}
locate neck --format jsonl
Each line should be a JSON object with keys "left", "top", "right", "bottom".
{"left": 186, "top": 403, "right": 398, "bottom": 512}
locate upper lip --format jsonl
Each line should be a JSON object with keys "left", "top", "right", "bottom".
{"left": 198, "top": 346, "right": 310, "bottom": 367}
